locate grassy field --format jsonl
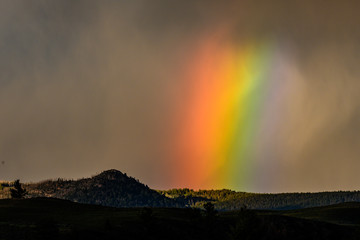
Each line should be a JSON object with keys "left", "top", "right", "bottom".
{"left": 0, "top": 197, "right": 359, "bottom": 239}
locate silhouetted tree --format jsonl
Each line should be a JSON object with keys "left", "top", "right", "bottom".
{"left": 203, "top": 202, "right": 218, "bottom": 239}
{"left": 203, "top": 202, "right": 217, "bottom": 219}
{"left": 10, "top": 179, "right": 27, "bottom": 199}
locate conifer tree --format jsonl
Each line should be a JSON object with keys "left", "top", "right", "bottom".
{"left": 10, "top": 179, "right": 27, "bottom": 199}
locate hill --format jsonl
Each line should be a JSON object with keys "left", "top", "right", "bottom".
{"left": 0, "top": 198, "right": 357, "bottom": 240}
{"left": 2, "top": 170, "right": 360, "bottom": 210}
{"left": 24, "top": 169, "right": 176, "bottom": 208}
{"left": 159, "top": 188, "right": 360, "bottom": 210}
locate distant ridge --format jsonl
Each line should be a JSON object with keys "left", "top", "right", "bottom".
{"left": 24, "top": 169, "right": 176, "bottom": 208}
{"left": 160, "top": 189, "right": 360, "bottom": 210}
{"left": 1, "top": 169, "right": 360, "bottom": 210}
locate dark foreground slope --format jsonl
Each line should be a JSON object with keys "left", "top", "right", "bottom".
{"left": 0, "top": 198, "right": 358, "bottom": 240}
{"left": 25, "top": 169, "right": 176, "bottom": 207}
{"left": 279, "top": 202, "right": 360, "bottom": 226}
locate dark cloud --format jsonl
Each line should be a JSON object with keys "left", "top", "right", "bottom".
{"left": 0, "top": 1, "right": 359, "bottom": 192}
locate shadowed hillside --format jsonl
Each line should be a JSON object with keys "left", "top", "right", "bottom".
{"left": 24, "top": 170, "right": 176, "bottom": 208}
{"left": 0, "top": 198, "right": 358, "bottom": 240}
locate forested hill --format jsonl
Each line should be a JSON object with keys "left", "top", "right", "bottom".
{"left": 1, "top": 170, "right": 360, "bottom": 210}
{"left": 23, "top": 170, "right": 176, "bottom": 208}
{"left": 159, "top": 189, "right": 360, "bottom": 210}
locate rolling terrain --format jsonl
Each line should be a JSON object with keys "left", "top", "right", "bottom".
{"left": 279, "top": 202, "right": 360, "bottom": 226}
{"left": 0, "top": 198, "right": 358, "bottom": 240}
{"left": 1, "top": 170, "right": 360, "bottom": 239}
{"left": 160, "top": 188, "right": 360, "bottom": 210}
{"left": 2, "top": 169, "right": 360, "bottom": 211}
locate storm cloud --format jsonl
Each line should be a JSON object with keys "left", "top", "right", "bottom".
{"left": 0, "top": 0, "right": 360, "bottom": 192}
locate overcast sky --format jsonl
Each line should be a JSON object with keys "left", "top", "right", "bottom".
{"left": 0, "top": 0, "right": 359, "bottom": 192}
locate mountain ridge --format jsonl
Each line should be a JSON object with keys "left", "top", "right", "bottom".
{"left": 1, "top": 169, "right": 360, "bottom": 210}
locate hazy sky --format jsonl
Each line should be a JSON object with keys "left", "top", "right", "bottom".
{"left": 0, "top": 0, "right": 360, "bottom": 193}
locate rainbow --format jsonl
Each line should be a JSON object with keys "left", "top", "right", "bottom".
{"left": 168, "top": 30, "right": 295, "bottom": 191}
